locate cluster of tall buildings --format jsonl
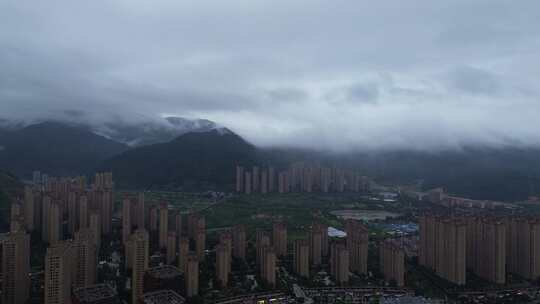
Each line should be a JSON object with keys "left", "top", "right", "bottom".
{"left": 345, "top": 220, "right": 369, "bottom": 275}
{"left": 1, "top": 172, "right": 113, "bottom": 304}
{"left": 379, "top": 239, "right": 405, "bottom": 287}
{"left": 255, "top": 230, "right": 277, "bottom": 287}
{"left": 2, "top": 171, "right": 208, "bottom": 304}
{"left": 122, "top": 195, "right": 207, "bottom": 301}
{"left": 1, "top": 168, "right": 418, "bottom": 303}
{"left": 0, "top": 229, "right": 30, "bottom": 304}
{"left": 419, "top": 214, "right": 540, "bottom": 285}
{"left": 419, "top": 215, "right": 467, "bottom": 285}
{"left": 425, "top": 188, "right": 501, "bottom": 210}
{"left": 236, "top": 163, "right": 370, "bottom": 194}
{"left": 291, "top": 220, "right": 370, "bottom": 286}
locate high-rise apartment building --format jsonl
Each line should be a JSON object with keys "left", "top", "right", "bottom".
{"left": 506, "top": 217, "right": 540, "bottom": 279}
{"left": 419, "top": 215, "right": 466, "bottom": 285}
{"left": 149, "top": 206, "right": 158, "bottom": 232}
{"left": 278, "top": 172, "right": 285, "bottom": 194}
{"left": 219, "top": 231, "right": 233, "bottom": 259}
{"left": 195, "top": 228, "right": 206, "bottom": 261}
{"left": 135, "top": 193, "right": 145, "bottom": 229}
{"left": 330, "top": 242, "right": 349, "bottom": 286}
{"left": 252, "top": 166, "right": 260, "bottom": 193}
{"left": 244, "top": 172, "right": 252, "bottom": 194}
{"left": 68, "top": 192, "right": 78, "bottom": 235}
{"left": 310, "top": 226, "right": 322, "bottom": 266}
{"left": 100, "top": 190, "right": 113, "bottom": 235}
{"left": 187, "top": 214, "right": 205, "bottom": 239}
{"left": 79, "top": 195, "right": 88, "bottom": 229}
{"left": 89, "top": 211, "right": 101, "bottom": 250}
{"left": 23, "top": 186, "right": 35, "bottom": 231}
{"left": 380, "top": 240, "right": 405, "bottom": 287}
{"left": 1, "top": 230, "right": 30, "bottom": 304}
{"left": 45, "top": 241, "right": 75, "bottom": 304}
{"left": 268, "top": 167, "right": 275, "bottom": 192}
{"left": 232, "top": 224, "right": 246, "bottom": 260}
{"left": 186, "top": 253, "right": 199, "bottom": 297}
{"left": 294, "top": 239, "right": 310, "bottom": 278}
{"left": 178, "top": 237, "right": 190, "bottom": 272}
{"left": 272, "top": 222, "right": 287, "bottom": 257}
{"left": 74, "top": 228, "right": 97, "bottom": 288}
{"left": 236, "top": 166, "right": 244, "bottom": 193}
{"left": 261, "top": 247, "right": 276, "bottom": 287}
{"left": 49, "top": 202, "right": 61, "bottom": 244}
{"left": 466, "top": 217, "right": 506, "bottom": 284}
{"left": 261, "top": 170, "right": 268, "bottom": 194}
{"left": 215, "top": 244, "right": 230, "bottom": 287}
{"left": 131, "top": 229, "right": 149, "bottom": 304}
{"left": 42, "top": 195, "right": 51, "bottom": 242}
{"left": 166, "top": 232, "right": 177, "bottom": 265}
{"left": 256, "top": 230, "right": 270, "bottom": 265}
{"left": 346, "top": 220, "right": 368, "bottom": 274}
{"left": 175, "top": 212, "right": 182, "bottom": 237}
{"left": 159, "top": 203, "right": 169, "bottom": 249}
{"left": 122, "top": 198, "right": 132, "bottom": 244}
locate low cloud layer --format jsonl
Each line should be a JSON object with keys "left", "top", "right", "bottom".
{"left": 1, "top": 1, "right": 540, "bottom": 151}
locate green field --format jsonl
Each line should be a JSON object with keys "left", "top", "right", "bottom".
{"left": 201, "top": 192, "right": 394, "bottom": 240}
{"left": 117, "top": 190, "right": 216, "bottom": 212}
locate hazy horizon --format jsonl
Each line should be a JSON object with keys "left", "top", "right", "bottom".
{"left": 2, "top": 1, "right": 540, "bottom": 151}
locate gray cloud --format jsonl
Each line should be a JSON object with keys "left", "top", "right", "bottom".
{"left": 1, "top": 0, "right": 540, "bottom": 151}
{"left": 347, "top": 83, "right": 380, "bottom": 104}
{"left": 447, "top": 66, "right": 501, "bottom": 96}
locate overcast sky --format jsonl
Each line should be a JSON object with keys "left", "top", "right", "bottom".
{"left": 1, "top": 1, "right": 540, "bottom": 151}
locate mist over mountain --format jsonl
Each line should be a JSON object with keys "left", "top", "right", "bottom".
{"left": 0, "top": 114, "right": 227, "bottom": 147}
{"left": 1, "top": 115, "right": 540, "bottom": 201}
{"left": 0, "top": 121, "right": 129, "bottom": 177}
{"left": 96, "top": 116, "right": 225, "bottom": 147}
{"left": 101, "top": 128, "right": 258, "bottom": 190}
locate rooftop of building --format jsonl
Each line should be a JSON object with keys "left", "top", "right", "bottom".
{"left": 145, "top": 265, "right": 183, "bottom": 279}
{"left": 46, "top": 240, "right": 74, "bottom": 256}
{"left": 73, "top": 284, "right": 119, "bottom": 303}
{"left": 141, "top": 289, "right": 185, "bottom": 304}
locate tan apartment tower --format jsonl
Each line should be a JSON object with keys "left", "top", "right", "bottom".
{"left": 122, "top": 197, "right": 132, "bottom": 244}
{"left": 273, "top": 222, "right": 287, "bottom": 257}
{"left": 45, "top": 241, "right": 75, "bottom": 304}
{"left": 131, "top": 229, "right": 149, "bottom": 304}
{"left": 261, "top": 247, "right": 276, "bottom": 287}
{"left": 186, "top": 253, "right": 199, "bottom": 297}
{"left": 330, "top": 242, "right": 349, "bottom": 286}
{"left": 245, "top": 172, "right": 252, "bottom": 194}
{"left": 1, "top": 230, "right": 30, "bottom": 304}
{"left": 166, "top": 232, "right": 177, "bottom": 264}
{"left": 23, "top": 186, "right": 35, "bottom": 231}
{"left": 159, "top": 203, "right": 169, "bottom": 249}
{"left": 216, "top": 244, "right": 230, "bottom": 287}
{"left": 294, "top": 239, "right": 310, "bottom": 278}
{"left": 380, "top": 240, "right": 405, "bottom": 287}
{"left": 345, "top": 220, "right": 368, "bottom": 274}
{"left": 89, "top": 211, "right": 101, "bottom": 250}
{"left": 178, "top": 236, "right": 190, "bottom": 272}
{"left": 256, "top": 230, "right": 270, "bottom": 265}
{"left": 467, "top": 217, "right": 506, "bottom": 284}
{"left": 506, "top": 217, "right": 540, "bottom": 279}
{"left": 310, "top": 226, "right": 323, "bottom": 266}
{"left": 232, "top": 224, "right": 246, "bottom": 260}
{"left": 236, "top": 166, "right": 244, "bottom": 192}
{"left": 252, "top": 166, "right": 260, "bottom": 192}
{"left": 74, "top": 228, "right": 97, "bottom": 288}
{"left": 79, "top": 195, "right": 88, "bottom": 229}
